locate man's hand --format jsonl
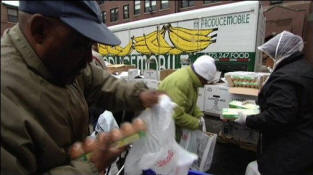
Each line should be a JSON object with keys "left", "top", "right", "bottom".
{"left": 139, "top": 90, "right": 164, "bottom": 108}
{"left": 68, "top": 118, "right": 147, "bottom": 172}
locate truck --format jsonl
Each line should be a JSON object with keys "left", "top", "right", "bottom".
{"left": 99, "top": 1, "right": 265, "bottom": 73}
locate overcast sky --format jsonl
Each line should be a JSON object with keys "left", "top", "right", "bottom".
{"left": 2, "top": 1, "right": 19, "bottom": 7}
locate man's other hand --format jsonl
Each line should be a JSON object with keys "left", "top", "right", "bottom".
{"left": 139, "top": 90, "right": 164, "bottom": 108}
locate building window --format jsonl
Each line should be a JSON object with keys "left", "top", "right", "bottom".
{"left": 134, "top": 0, "right": 141, "bottom": 15}
{"left": 270, "top": 0, "right": 283, "bottom": 4}
{"left": 7, "top": 8, "right": 18, "bottom": 22}
{"left": 180, "top": 0, "right": 195, "bottom": 8}
{"left": 145, "top": 0, "right": 157, "bottom": 13}
{"left": 102, "top": 11, "right": 106, "bottom": 23}
{"left": 160, "top": 0, "right": 169, "bottom": 9}
{"left": 110, "top": 8, "right": 119, "bottom": 22}
{"left": 203, "top": 0, "right": 217, "bottom": 4}
{"left": 123, "top": 5, "right": 129, "bottom": 19}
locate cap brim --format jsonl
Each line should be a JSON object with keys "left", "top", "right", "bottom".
{"left": 60, "top": 17, "right": 121, "bottom": 46}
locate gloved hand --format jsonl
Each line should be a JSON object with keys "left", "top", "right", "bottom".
{"left": 234, "top": 112, "right": 247, "bottom": 125}
{"left": 220, "top": 114, "right": 227, "bottom": 122}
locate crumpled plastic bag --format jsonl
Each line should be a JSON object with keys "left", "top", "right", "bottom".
{"left": 124, "top": 95, "right": 197, "bottom": 175}
{"left": 180, "top": 119, "right": 217, "bottom": 172}
{"left": 90, "top": 110, "right": 119, "bottom": 138}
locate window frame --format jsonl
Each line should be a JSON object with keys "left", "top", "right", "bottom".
{"left": 102, "top": 11, "right": 106, "bottom": 23}
{"left": 203, "top": 0, "right": 217, "bottom": 4}
{"left": 7, "top": 8, "right": 18, "bottom": 23}
{"left": 134, "top": 0, "right": 141, "bottom": 15}
{"left": 180, "top": 0, "right": 195, "bottom": 8}
{"left": 144, "top": 0, "right": 157, "bottom": 13}
{"left": 110, "top": 8, "right": 119, "bottom": 22}
{"left": 270, "top": 0, "right": 283, "bottom": 5}
{"left": 123, "top": 5, "right": 129, "bottom": 19}
{"left": 160, "top": 0, "right": 169, "bottom": 9}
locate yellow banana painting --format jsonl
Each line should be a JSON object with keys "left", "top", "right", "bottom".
{"left": 117, "top": 40, "right": 133, "bottom": 56}
{"left": 99, "top": 40, "right": 133, "bottom": 56}
{"left": 171, "top": 26, "right": 217, "bottom": 36}
{"left": 168, "top": 31, "right": 216, "bottom": 52}
{"left": 98, "top": 24, "right": 218, "bottom": 56}
{"left": 98, "top": 44, "right": 109, "bottom": 55}
{"left": 133, "top": 35, "right": 152, "bottom": 55}
{"left": 167, "top": 24, "right": 217, "bottom": 52}
{"left": 145, "top": 29, "right": 172, "bottom": 55}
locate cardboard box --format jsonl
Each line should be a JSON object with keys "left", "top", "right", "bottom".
{"left": 160, "top": 69, "right": 176, "bottom": 81}
{"left": 203, "top": 84, "right": 259, "bottom": 116}
{"left": 129, "top": 78, "right": 141, "bottom": 83}
{"left": 144, "top": 79, "right": 160, "bottom": 89}
{"left": 128, "top": 69, "right": 139, "bottom": 81}
{"left": 107, "top": 64, "right": 135, "bottom": 74}
{"left": 204, "top": 83, "right": 230, "bottom": 116}
{"left": 143, "top": 70, "right": 159, "bottom": 80}
{"left": 229, "top": 87, "right": 259, "bottom": 96}
{"left": 197, "top": 87, "right": 205, "bottom": 111}
{"left": 229, "top": 88, "right": 258, "bottom": 102}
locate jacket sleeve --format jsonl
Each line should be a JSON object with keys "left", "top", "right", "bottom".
{"left": 1, "top": 94, "right": 98, "bottom": 175}
{"left": 192, "top": 106, "right": 204, "bottom": 119}
{"left": 246, "top": 75, "right": 299, "bottom": 132}
{"left": 169, "top": 88, "right": 200, "bottom": 130}
{"left": 81, "top": 63, "right": 148, "bottom": 113}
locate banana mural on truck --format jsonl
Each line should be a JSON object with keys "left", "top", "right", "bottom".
{"left": 98, "top": 40, "right": 133, "bottom": 56}
{"left": 98, "top": 24, "right": 218, "bottom": 56}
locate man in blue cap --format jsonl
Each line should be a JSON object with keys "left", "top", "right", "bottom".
{"left": 1, "top": 1, "right": 161, "bottom": 174}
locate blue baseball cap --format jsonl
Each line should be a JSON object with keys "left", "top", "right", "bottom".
{"left": 19, "top": 1, "right": 121, "bottom": 46}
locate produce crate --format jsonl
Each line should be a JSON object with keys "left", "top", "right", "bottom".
{"left": 107, "top": 64, "right": 135, "bottom": 74}
{"left": 160, "top": 69, "right": 176, "bottom": 81}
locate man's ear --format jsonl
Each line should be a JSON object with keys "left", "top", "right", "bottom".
{"left": 29, "top": 14, "right": 50, "bottom": 44}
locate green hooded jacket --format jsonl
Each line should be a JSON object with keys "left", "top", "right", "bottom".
{"left": 1, "top": 24, "right": 147, "bottom": 175}
{"left": 158, "top": 66, "right": 204, "bottom": 141}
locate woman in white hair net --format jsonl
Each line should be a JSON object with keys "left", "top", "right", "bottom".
{"left": 234, "top": 31, "right": 313, "bottom": 174}
{"left": 158, "top": 55, "right": 217, "bottom": 141}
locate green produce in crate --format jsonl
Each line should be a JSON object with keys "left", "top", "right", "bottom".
{"left": 222, "top": 108, "right": 260, "bottom": 120}
{"left": 229, "top": 101, "right": 259, "bottom": 110}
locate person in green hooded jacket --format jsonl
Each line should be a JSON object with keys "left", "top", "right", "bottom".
{"left": 158, "top": 55, "right": 217, "bottom": 141}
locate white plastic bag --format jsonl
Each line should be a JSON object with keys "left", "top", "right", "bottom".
{"left": 245, "top": 161, "right": 261, "bottom": 175}
{"left": 89, "top": 111, "right": 120, "bottom": 175}
{"left": 180, "top": 122, "right": 217, "bottom": 172}
{"left": 124, "top": 95, "right": 197, "bottom": 175}
{"left": 90, "top": 110, "right": 119, "bottom": 137}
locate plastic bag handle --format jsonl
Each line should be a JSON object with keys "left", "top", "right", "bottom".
{"left": 200, "top": 117, "right": 206, "bottom": 132}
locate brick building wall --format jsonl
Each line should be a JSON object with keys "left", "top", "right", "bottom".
{"left": 99, "top": 1, "right": 230, "bottom": 27}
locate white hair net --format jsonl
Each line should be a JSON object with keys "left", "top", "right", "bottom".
{"left": 258, "top": 31, "right": 304, "bottom": 61}
{"left": 193, "top": 55, "right": 217, "bottom": 81}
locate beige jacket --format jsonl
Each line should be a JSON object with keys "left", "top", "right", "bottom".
{"left": 1, "top": 24, "right": 147, "bottom": 175}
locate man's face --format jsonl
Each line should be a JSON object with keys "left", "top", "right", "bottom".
{"left": 263, "top": 53, "right": 274, "bottom": 68}
{"left": 40, "top": 17, "right": 93, "bottom": 85}
{"left": 199, "top": 76, "right": 208, "bottom": 86}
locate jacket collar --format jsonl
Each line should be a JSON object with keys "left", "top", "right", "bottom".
{"left": 8, "top": 24, "right": 56, "bottom": 83}
{"left": 187, "top": 66, "right": 202, "bottom": 88}
{"left": 274, "top": 52, "right": 303, "bottom": 72}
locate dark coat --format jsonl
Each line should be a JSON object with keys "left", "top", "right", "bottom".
{"left": 246, "top": 53, "right": 313, "bottom": 175}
